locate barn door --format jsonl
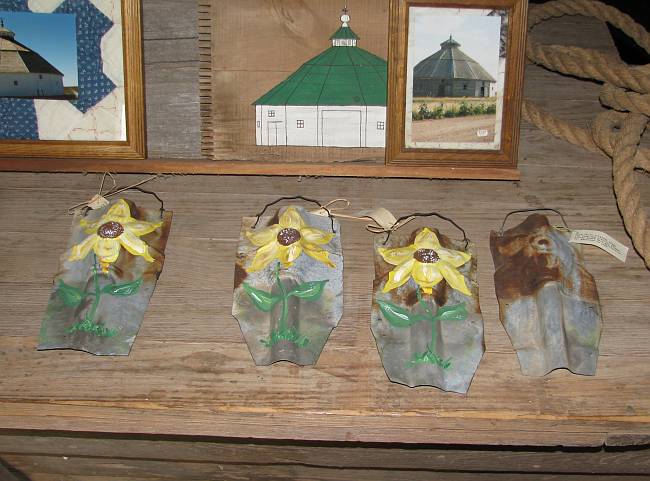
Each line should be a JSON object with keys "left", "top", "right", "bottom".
{"left": 321, "top": 110, "right": 362, "bottom": 147}
{"left": 267, "top": 121, "right": 283, "bottom": 146}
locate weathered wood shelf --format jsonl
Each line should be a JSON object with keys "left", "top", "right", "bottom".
{"left": 0, "top": 157, "right": 521, "bottom": 180}
{"left": 0, "top": 3, "right": 648, "bottom": 480}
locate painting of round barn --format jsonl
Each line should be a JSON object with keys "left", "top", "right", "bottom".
{"left": 254, "top": 9, "right": 387, "bottom": 148}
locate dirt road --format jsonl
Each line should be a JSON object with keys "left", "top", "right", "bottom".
{"left": 411, "top": 115, "right": 496, "bottom": 144}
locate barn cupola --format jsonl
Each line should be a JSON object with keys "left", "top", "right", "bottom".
{"left": 0, "top": 18, "right": 16, "bottom": 39}
{"left": 330, "top": 7, "right": 359, "bottom": 47}
{"left": 440, "top": 35, "right": 460, "bottom": 49}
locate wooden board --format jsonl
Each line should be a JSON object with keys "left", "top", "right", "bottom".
{"left": 202, "top": 0, "right": 389, "bottom": 164}
{"left": 0, "top": 130, "right": 649, "bottom": 448}
{"left": 1, "top": 7, "right": 649, "bottom": 481}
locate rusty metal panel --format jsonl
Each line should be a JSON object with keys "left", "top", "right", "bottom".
{"left": 490, "top": 214, "right": 602, "bottom": 376}
{"left": 38, "top": 199, "right": 172, "bottom": 356}
{"left": 232, "top": 206, "right": 343, "bottom": 366}
{"left": 371, "top": 227, "right": 484, "bottom": 393}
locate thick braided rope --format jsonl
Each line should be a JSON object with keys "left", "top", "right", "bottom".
{"left": 524, "top": 0, "right": 650, "bottom": 265}
{"left": 592, "top": 112, "right": 650, "bottom": 268}
{"left": 528, "top": 0, "right": 650, "bottom": 52}
{"left": 522, "top": 99, "right": 650, "bottom": 171}
{"left": 600, "top": 84, "right": 650, "bottom": 117}
{"left": 522, "top": 100, "right": 600, "bottom": 153}
{"left": 527, "top": 0, "right": 650, "bottom": 93}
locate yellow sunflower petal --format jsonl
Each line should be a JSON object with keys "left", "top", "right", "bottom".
{"left": 438, "top": 261, "right": 471, "bottom": 296}
{"left": 247, "top": 241, "right": 280, "bottom": 273}
{"left": 437, "top": 247, "right": 471, "bottom": 268}
{"left": 382, "top": 259, "right": 415, "bottom": 293}
{"left": 279, "top": 207, "right": 304, "bottom": 229}
{"left": 300, "top": 227, "right": 334, "bottom": 245}
{"left": 69, "top": 234, "right": 98, "bottom": 261}
{"left": 246, "top": 225, "right": 281, "bottom": 247}
{"left": 80, "top": 217, "right": 100, "bottom": 231}
{"left": 377, "top": 245, "right": 416, "bottom": 266}
{"left": 94, "top": 238, "right": 121, "bottom": 264}
{"left": 125, "top": 219, "right": 163, "bottom": 237}
{"left": 118, "top": 230, "right": 155, "bottom": 262}
{"left": 411, "top": 260, "right": 444, "bottom": 289}
{"left": 414, "top": 227, "right": 441, "bottom": 249}
{"left": 279, "top": 242, "right": 303, "bottom": 266}
{"left": 105, "top": 199, "right": 132, "bottom": 220}
{"left": 302, "top": 242, "right": 335, "bottom": 268}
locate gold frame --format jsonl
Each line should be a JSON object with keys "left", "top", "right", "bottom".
{"left": 0, "top": 0, "right": 145, "bottom": 162}
{"left": 385, "top": 0, "right": 527, "bottom": 174}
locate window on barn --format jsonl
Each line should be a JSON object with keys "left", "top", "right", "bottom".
{"left": 268, "top": 110, "right": 275, "bottom": 117}
{"left": 297, "top": 120, "right": 304, "bottom": 128}
{"left": 463, "top": 83, "right": 467, "bottom": 90}
{"left": 39, "top": 74, "right": 43, "bottom": 79}
{"left": 13, "top": 80, "right": 18, "bottom": 86}
{"left": 377, "top": 121, "right": 385, "bottom": 130}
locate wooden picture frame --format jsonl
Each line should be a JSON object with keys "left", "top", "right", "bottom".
{"left": 194, "top": 0, "right": 520, "bottom": 180}
{"left": 0, "top": 0, "right": 145, "bottom": 163}
{"left": 385, "top": 0, "right": 527, "bottom": 175}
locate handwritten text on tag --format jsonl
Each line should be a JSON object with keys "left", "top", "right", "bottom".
{"left": 569, "top": 230, "right": 628, "bottom": 262}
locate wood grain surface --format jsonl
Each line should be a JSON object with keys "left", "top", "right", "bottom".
{"left": 204, "top": 0, "right": 389, "bottom": 164}
{"left": 0, "top": 4, "right": 649, "bottom": 480}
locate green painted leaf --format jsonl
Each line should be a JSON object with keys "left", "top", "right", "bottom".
{"left": 102, "top": 278, "right": 142, "bottom": 296}
{"left": 434, "top": 303, "right": 468, "bottom": 322}
{"left": 377, "top": 300, "right": 418, "bottom": 327}
{"left": 243, "top": 282, "right": 281, "bottom": 312}
{"left": 56, "top": 280, "right": 86, "bottom": 307}
{"left": 288, "top": 280, "right": 328, "bottom": 301}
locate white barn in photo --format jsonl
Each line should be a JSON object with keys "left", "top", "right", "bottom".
{"left": 0, "top": 20, "right": 65, "bottom": 98}
{"left": 254, "top": 10, "right": 387, "bottom": 148}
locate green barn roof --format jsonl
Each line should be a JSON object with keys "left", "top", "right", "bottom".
{"left": 254, "top": 27, "right": 387, "bottom": 106}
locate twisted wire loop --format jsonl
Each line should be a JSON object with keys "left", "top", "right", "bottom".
{"left": 523, "top": 0, "right": 650, "bottom": 266}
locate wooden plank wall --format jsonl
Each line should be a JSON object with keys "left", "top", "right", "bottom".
{"left": 142, "top": 0, "right": 201, "bottom": 158}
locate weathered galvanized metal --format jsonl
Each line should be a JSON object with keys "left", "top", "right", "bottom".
{"left": 371, "top": 227, "right": 484, "bottom": 393}
{"left": 232, "top": 206, "right": 343, "bottom": 366}
{"left": 490, "top": 214, "right": 603, "bottom": 376}
{"left": 38, "top": 199, "right": 172, "bottom": 356}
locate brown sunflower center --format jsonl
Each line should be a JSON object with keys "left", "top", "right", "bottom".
{"left": 277, "top": 228, "right": 301, "bottom": 246}
{"left": 98, "top": 221, "right": 124, "bottom": 239}
{"left": 413, "top": 248, "right": 440, "bottom": 264}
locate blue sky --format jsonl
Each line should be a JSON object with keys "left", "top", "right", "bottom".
{"left": 1, "top": 11, "right": 78, "bottom": 86}
{"left": 410, "top": 8, "right": 501, "bottom": 79}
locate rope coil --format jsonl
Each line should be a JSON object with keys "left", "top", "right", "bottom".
{"left": 524, "top": 0, "right": 650, "bottom": 267}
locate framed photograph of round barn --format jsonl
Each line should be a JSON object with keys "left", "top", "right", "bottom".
{"left": 385, "top": 0, "right": 527, "bottom": 175}
{"left": 0, "top": 0, "right": 145, "bottom": 164}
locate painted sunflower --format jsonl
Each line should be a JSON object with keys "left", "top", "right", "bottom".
{"left": 69, "top": 199, "right": 163, "bottom": 273}
{"left": 378, "top": 227, "right": 471, "bottom": 295}
{"left": 246, "top": 206, "right": 335, "bottom": 272}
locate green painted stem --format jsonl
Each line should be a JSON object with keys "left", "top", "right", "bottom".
{"left": 416, "top": 288, "right": 437, "bottom": 355}
{"left": 85, "top": 257, "right": 101, "bottom": 323}
{"left": 275, "top": 262, "right": 288, "bottom": 331}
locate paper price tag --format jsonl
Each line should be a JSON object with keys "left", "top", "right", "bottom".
{"left": 87, "top": 194, "right": 109, "bottom": 210}
{"left": 569, "top": 230, "right": 628, "bottom": 262}
{"left": 355, "top": 208, "right": 398, "bottom": 231}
